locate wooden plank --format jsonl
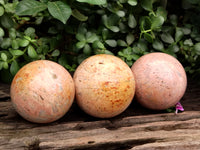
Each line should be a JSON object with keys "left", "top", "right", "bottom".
{"left": 1, "top": 116, "right": 200, "bottom": 149}
{"left": 0, "top": 80, "right": 200, "bottom": 149}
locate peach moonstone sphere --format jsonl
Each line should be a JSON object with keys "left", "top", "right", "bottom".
{"left": 73, "top": 54, "right": 135, "bottom": 118}
{"left": 10, "top": 60, "right": 75, "bottom": 123}
{"left": 131, "top": 52, "right": 187, "bottom": 110}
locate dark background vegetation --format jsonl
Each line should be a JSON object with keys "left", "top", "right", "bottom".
{"left": 0, "top": 0, "right": 200, "bottom": 83}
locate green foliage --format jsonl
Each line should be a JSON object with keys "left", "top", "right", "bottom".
{"left": 47, "top": 1, "right": 72, "bottom": 24}
{"left": 76, "top": 0, "right": 107, "bottom": 5}
{"left": 15, "top": 0, "right": 47, "bottom": 16}
{"left": 0, "top": 0, "right": 200, "bottom": 83}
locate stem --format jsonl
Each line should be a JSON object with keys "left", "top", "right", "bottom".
{"left": 143, "top": 29, "right": 152, "bottom": 33}
{"left": 139, "top": 33, "right": 143, "bottom": 41}
{"left": 31, "top": 41, "right": 38, "bottom": 48}
{"left": 7, "top": 47, "right": 28, "bottom": 64}
{"left": 150, "top": 11, "right": 156, "bottom": 17}
{"left": 24, "top": 36, "right": 38, "bottom": 48}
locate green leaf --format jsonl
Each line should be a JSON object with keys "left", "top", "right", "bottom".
{"left": 72, "top": 9, "right": 88, "bottom": 21}
{"left": 131, "top": 54, "right": 140, "bottom": 60}
{"left": 77, "top": 54, "right": 88, "bottom": 64}
{"left": 141, "top": 0, "right": 154, "bottom": 11}
{"left": 58, "top": 54, "right": 68, "bottom": 66}
{"left": 78, "top": 24, "right": 87, "bottom": 35}
{"left": 0, "top": 13, "right": 14, "bottom": 29}
{"left": 40, "top": 0, "right": 49, "bottom": 3}
{"left": 3, "top": 62, "right": 8, "bottom": 69}
{"left": 125, "top": 55, "right": 133, "bottom": 61}
{"left": 28, "top": 45, "right": 38, "bottom": 59}
{"left": 97, "top": 42, "right": 105, "bottom": 49}
{"left": 35, "top": 16, "right": 44, "bottom": 25}
{"left": 83, "top": 44, "right": 91, "bottom": 55}
{"left": 132, "top": 47, "right": 141, "bottom": 54}
{"left": 183, "top": 39, "right": 193, "bottom": 46}
{"left": 169, "top": 14, "right": 177, "bottom": 26}
{"left": 175, "top": 27, "right": 184, "bottom": 42}
{"left": 0, "top": 6, "right": 4, "bottom": 16}
{"left": 144, "top": 33, "right": 153, "bottom": 43}
{"left": 92, "top": 41, "right": 105, "bottom": 49}
{"left": 181, "top": 27, "right": 191, "bottom": 35}
{"left": 24, "top": 36, "right": 32, "bottom": 41}
{"left": 126, "top": 60, "right": 133, "bottom": 67}
{"left": 102, "top": 28, "right": 109, "bottom": 40}
{"left": 9, "top": 28, "right": 16, "bottom": 39}
{"left": 1, "top": 38, "right": 11, "bottom": 49}
{"left": 106, "top": 14, "right": 120, "bottom": 28}
{"left": 126, "top": 33, "right": 135, "bottom": 45}
{"left": 118, "top": 51, "right": 125, "bottom": 57}
{"left": 128, "top": 0, "right": 137, "bottom": 6}
{"left": 119, "top": 0, "right": 126, "bottom": 3}
{"left": 10, "top": 50, "right": 24, "bottom": 56}
{"left": 168, "top": 44, "right": 179, "bottom": 53}
{"left": 1, "top": 53, "right": 7, "bottom": 61}
{"left": 152, "top": 40, "right": 164, "bottom": 51}
{"left": 24, "top": 27, "right": 36, "bottom": 37}
{"left": 140, "top": 16, "right": 151, "bottom": 31}
{"left": 194, "top": 43, "right": 200, "bottom": 55}
{"left": 137, "top": 40, "right": 148, "bottom": 51}
{"left": 48, "top": 1, "right": 72, "bottom": 24}
{"left": 151, "top": 16, "right": 164, "bottom": 30}
{"left": 105, "top": 40, "right": 117, "bottom": 47}
{"left": 123, "top": 47, "right": 132, "bottom": 55}
{"left": 104, "top": 50, "right": 114, "bottom": 55}
{"left": 76, "top": 0, "right": 107, "bottom": 5}
{"left": 65, "top": 64, "right": 77, "bottom": 72}
{"left": 119, "top": 22, "right": 128, "bottom": 33}
{"left": 117, "top": 40, "right": 127, "bottom": 47}
{"left": 4, "top": 2, "right": 18, "bottom": 13}
{"left": 121, "top": 50, "right": 139, "bottom": 61}
{"left": 86, "top": 33, "right": 99, "bottom": 43}
{"left": 116, "top": 10, "right": 125, "bottom": 17}
{"left": 16, "top": 0, "right": 47, "bottom": 16}
{"left": 48, "top": 27, "right": 58, "bottom": 34}
{"left": 128, "top": 14, "right": 137, "bottom": 28}
{"left": 161, "top": 33, "right": 174, "bottom": 44}
{"left": 11, "top": 40, "right": 19, "bottom": 49}
{"left": 0, "top": 0, "right": 4, "bottom": 5}
{"left": 51, "top": 49, "right": 60, "bottom": 57}
{"left": 102, "top": 15, "right": 108, "bottom": 26}
{"left": 10, "top": 61, "right": 19, "bottom": 76}
{"left": 156, "top": 7, "right": 167, "bottom": 21}
{"left": 76, "top": 41, "right": 86, "bottom": 49}
{"left": 0, "top": 27, "right": 4, "bottom": 37}
{"left": 19, "top": 39, "right": 30, "bottom": 47}
{"left": 109, "top": 26, "right": 119, "bottom": 32}
{"left": 76, "top": 33, "right": 85, "bottom": 41}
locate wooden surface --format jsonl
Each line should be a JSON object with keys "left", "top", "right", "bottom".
{"left": 0, "top": 79, "right": 200, "bottom": 150}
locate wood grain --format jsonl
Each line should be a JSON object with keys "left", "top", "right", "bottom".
{"left": 0, "top": 79, "right": 200, "bottom": 150}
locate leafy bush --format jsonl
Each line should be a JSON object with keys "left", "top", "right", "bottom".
{"left": 0, "top": 0, "right": 200, "bottom": 83}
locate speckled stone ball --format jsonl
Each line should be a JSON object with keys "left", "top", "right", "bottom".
{"left": 131, "top": 52, "right": 187, "bottom": 110}
{"left": 73, "top": 54, "right": 135, "bottom": 118}
{"left": 10, "top": 60, "right": 75, "bottom": 123}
